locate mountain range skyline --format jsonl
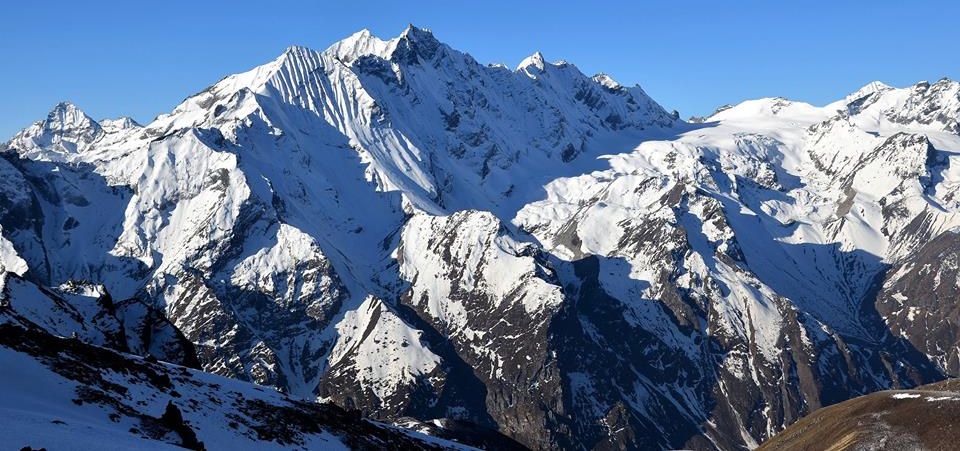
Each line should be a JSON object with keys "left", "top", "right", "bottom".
{"left": 3, "top": 22, "right": 960, "bottom": 449}
{"left": 4, "top": 0, "right": 959, "bottom": 138}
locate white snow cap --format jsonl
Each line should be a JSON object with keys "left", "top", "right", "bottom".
{"left": 849, "top": 80, "right": 893, "bottom": 99}
{"left": 517, "top": 51, "right": 547, "bottom": 72}
{"left": 100, "top": 116, "right": 141, "bottom": 131}
{"left": 44, "top": 101, "right": 98, "bottom": 132}
{"left": 325, "top": 28, "right": 397, "bottom": 63}
{"left": 593, "top": 73, "right": 622, "bottom": 90}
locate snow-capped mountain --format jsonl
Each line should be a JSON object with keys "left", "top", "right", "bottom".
{"left": 2, "top": 25, "right": 960, "bottom": 450}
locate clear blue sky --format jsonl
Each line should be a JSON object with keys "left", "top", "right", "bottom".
{"left": 3, "top": 1, "right": 958, "bottom": 138}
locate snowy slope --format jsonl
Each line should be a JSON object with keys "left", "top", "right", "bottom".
{"left": 2, "top": 25, "right": 960, "bottom": 450}
{"left": 0, "top": 319, "right": 471, "bottom": 450}
{"left": 0, "top": 267, "right": 197, "bottom": 369}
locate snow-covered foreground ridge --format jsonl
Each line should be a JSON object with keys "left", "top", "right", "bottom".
{"left": 2, "top": 24, "right": 960, "bottom": 449}
{"left": 0, "top": 303, "right": 473, "bottom": 450}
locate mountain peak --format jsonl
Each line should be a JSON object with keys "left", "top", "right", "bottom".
{"left": 100, "top": 116, "right": 141, "bottom": 132}
{"left": 51, "top": 100, "right": 77, "bottom": 111}
{"left": 48, "top": 101, "right": 89, "bottom": 120}
{"left": 44, "top": 101, "right": 99, "bottom": 135}
{"left": 326, "top": 28, "right": 395, "bottom": 63}
{"left": 861, "top": 80, "right": 892, "bottom": 91}
{"left": 5, "top": 101, "right": 102, "bottom": 155}
{"left": 516, "top": 51, "right": 546, "bottom": 72}
{"left": 400, "top": 24, "right": 434, "bottom": 40}
{"left": 592, "top": 73, "right": 622, "bottom": 90}
{"left": 848, "top": 80, "right": 893, "bottom": 100}
{"left": 935, "top": 76, "right": 958, "bottom": 87}
{"left": 279, "top": 44, "right": 317, "bottom": 62}
{"left": 392, "top": 25, "right": 442, "bottom": 63}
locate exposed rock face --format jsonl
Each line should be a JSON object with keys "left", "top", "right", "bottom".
{"left": 886, "top": 78, "right": 960, "bottom": 133}
{"left": 2, "top": 26, "right": 960, "bottom": 450}
{"left": 396, "top": 211, "right": 567, "bottom": 447}
{"left": 878, "top": 231, "right": 960, "bottom": 376}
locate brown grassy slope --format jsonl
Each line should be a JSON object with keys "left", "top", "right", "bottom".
{"left": 758, "top": 379, "right": 960, "bottom": 451}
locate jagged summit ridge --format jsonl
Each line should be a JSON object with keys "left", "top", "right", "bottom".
{"left": 849, "top": 80, "right": 894, "bottom": 99}
{"left": 516, "top": 51, "right": 547, "bottom": 72}
{"left": 8, "top": 101, "right": 102, "bottom": 156}
{"left": 326, "top": 28, "right": 397, "bottom": 63}
{"left": 132, "top": 25, "right": 678, "bottom": 215}
{"left": 46, "top": 101, "right": 97, "bottom": 131}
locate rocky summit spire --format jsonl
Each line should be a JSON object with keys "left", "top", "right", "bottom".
{"left": 392, "top": 24, "right": 442, "bottom": 64}
{"left": 516, "top": 51, "right": 546, "bottom": 72}
{"left": 45, "top": 101, "right": 98, "bottom": 134}
{"left": 6, "top": 101, "right": 102, "bottom": 156}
